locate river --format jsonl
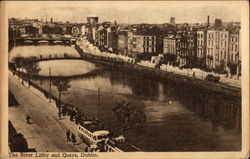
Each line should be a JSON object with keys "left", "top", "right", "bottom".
{"left": 9, "top": 45, "right": 241, "bottom": 151}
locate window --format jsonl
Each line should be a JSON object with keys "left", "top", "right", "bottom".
{"left": 201, "top": 34, "right": 203, "bottom": 38}
{"left": 235, "top": 46, "right": 237, "bottom": 52}
{"left": 235, "top": 37, "right": 238, "bottom": 42}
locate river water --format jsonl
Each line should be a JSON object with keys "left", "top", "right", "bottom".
{"left": 9, "top": 45, "right": 241, "bottom": 151}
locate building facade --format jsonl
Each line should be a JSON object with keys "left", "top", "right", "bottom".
{"left": 118, "top": 30, "right": 128, "bottom": 56}
{"left": 206, "top": 29, "right": 230, "bottom": 72}
{"left": 206, "top": 30, "right": 219, "bottom": 70}
{"left": 228, "top": 31, "right": 241, "bottom": 76}
{"left": 218, "top": 30, "right": 229, "bottom": 71}
{"left": 196, "top": 30, "right": 207, "bottom": 68}
{"left": 164, "top": 35, "right": 176, "bottom": 55}
{"left": 229, "top": 32, "right": 240, "bottom": 64}
{"left": 107, "top": 25, "right": 118, "bottom": 53}
{"left": 179, "top": 31, "right": 196, "bottom": 67}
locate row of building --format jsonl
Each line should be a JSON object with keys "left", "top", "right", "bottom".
{"left": 9, "top": 17, "right": 76, "bottom": 39}
{"left": 9, "top": 16, "right": 241, "bottom": 76}
{"left": 164, "top": 27, "right": 240, "bottom": 73}
{"left": 77, "top": 16, "right": 241, "bottom": 76}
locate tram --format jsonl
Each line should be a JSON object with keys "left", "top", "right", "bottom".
{"left": 77, "top": 120, "right": 141, "bottom": 152}
{"left": 77, "top": 120, "right": 109, "bottom": 150}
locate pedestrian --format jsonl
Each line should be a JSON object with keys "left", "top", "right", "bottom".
{"left": 66, "top": 130, "right": 71, "bottom": 142}
{"left": 58, "top": 111, "right": 61, "bottom": 120}
{"left": 62, "top": 106, "right": 66, "bottom": 116}
{"left": 71, "top": 133, "right": 76, "bottom": 145}
{"left": 85, "top": 146, "right": 89, "bottom": 152}
{"left": 26, "top": 115, "right": 31, "bottom": 124}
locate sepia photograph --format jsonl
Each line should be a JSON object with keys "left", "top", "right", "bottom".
{"left": 1, "top": 1, "right": 249, "bottom": 158}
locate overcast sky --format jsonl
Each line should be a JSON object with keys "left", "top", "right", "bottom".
{"left": 6, "top": 1, "right": 242, "bottom": 24}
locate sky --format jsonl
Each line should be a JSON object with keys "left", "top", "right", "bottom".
{"left": 6, "top": 1, "right": 242, "bottom": 24}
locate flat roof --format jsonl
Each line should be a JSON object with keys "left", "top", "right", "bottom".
{"left": 79, "top": 121, "right": 106, "bottom": 133}
{"left": 93, "top": 130, "right": 109, "bottom": 136}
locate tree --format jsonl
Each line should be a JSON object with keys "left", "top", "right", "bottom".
{"left": 52, "top": 78, "right": 71, "bottom": 108}
{"left": 12, "top": 56, "right": 24, "bottom": 80}
{"left": 227, "top": 62, "right": 237, "bottom": 77}
{"left": 112, "top": 101, "right": 146, "bottom": 136}
{"left": 23, "top": 61, "right": 41, "bottom": 88}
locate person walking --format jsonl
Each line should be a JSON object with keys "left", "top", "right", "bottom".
{"left": 71, "top": 133, "right": 76, "bottom": 145}
{"left": 26, "top": 115, "right": 31, "bottom": 124}
{"left": 66, "top": 130, "right": 71, "bottom": 142}
{"left": 58, "top": 111, "right": 62, "bottom": 120}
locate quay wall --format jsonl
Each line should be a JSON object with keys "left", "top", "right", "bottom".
{"left": 75, "top": 45, "right": 241, "bottom": 99}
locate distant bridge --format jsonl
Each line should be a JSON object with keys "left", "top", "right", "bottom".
{"left": 15, "top": 36, "right": 77, "bottom": 45}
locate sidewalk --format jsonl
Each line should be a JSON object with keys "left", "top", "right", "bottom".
{"left": 160, "top": 64, "right": 241, "bottom": 88}
{"left": 9, "top": 72, "right": 87, "bottom": 152}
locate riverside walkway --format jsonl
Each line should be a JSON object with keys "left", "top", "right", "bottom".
{"left": 9, "top": 72, "right": 87, "bottom": 152}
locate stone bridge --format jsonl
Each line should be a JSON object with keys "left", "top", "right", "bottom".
{"left": 15, "top": 37, "right": 77, "bottom": 45}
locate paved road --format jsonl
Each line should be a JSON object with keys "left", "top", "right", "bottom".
{"left": 9, "top": 72, "right": 87, "bottom": 152}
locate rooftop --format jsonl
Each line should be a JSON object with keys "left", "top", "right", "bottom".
{"left": 79, "top": 120, "right": 106, "bottom": 133}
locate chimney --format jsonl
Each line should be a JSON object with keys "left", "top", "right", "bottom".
{"left": 207, "top": 16, "right": 210, "bottom": 27}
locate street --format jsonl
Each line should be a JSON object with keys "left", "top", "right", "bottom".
{"left": 9, "top": 72, "right": 87, "bottom": 152}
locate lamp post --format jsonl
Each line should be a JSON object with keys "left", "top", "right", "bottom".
{"left": 49, "top": 67, "right": 51, "bottom": 103}
{"left": 97, "top": 88, "right": 100, "bottom": 120}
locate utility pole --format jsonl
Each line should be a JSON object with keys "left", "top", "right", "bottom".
{"left": 45, "top": 12, "right": 48, "bottom": 24}
{"left": 97, "top": 88, "right": 100, "bottom": 120}
{"left": 49, "top": 67, "right": 51, "bottom": 103}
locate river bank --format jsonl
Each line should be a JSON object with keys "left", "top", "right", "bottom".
{"left": 8, "top": 43, "right": 242, "bottom": 151}
{"left": 75, "top": 44, "right": 241, "bottom": 99}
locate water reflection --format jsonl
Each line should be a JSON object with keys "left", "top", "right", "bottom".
{"left": 36, "top": 67, "right": 241, "bottom": 130}
{"left": 37, "top": 60, "right": 97, "bottom": 76}
{"left": 18, "top": 45, "right": 241, "bottom": 151}
{"left": 9, "top": 45, "right": 80, "bottom": 61}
